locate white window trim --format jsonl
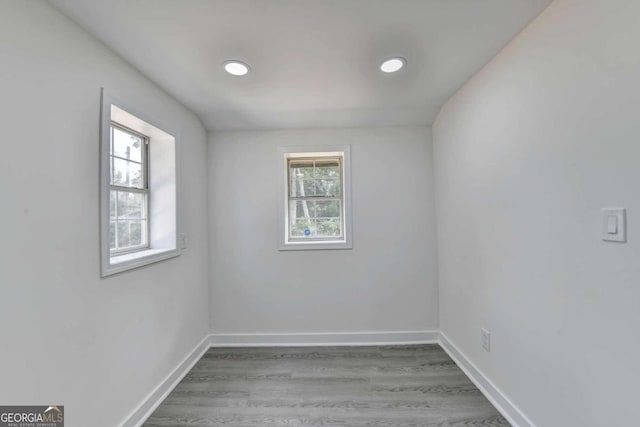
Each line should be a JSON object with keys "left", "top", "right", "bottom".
{"left": 100, "top": 89, "right": 181, "bottom": 277}
{"left": 278, "top": 145, "right": 352, "bottom": 251}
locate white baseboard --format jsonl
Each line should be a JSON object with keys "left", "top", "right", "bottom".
{"left": 438, "top": 332, "right": 536, "bottom": 427}
{"left": 119, "top": 335, "right": 210, "bottom": 427}
{"left": 209, "top": 330, "right": 440, "bottom": 347}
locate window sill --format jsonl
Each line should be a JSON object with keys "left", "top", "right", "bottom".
{"left": 279, "top": 240, "right": 352, "bottom": 251}
{"left": 102, "top": 247, "right": 180, "bottom": 277}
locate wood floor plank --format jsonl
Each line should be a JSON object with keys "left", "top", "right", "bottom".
{"left": 143, "top": 345, "right": 509, "bottom": 427}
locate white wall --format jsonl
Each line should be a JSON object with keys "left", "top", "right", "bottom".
{"left": 0, "top": 2, "right": 209, "bottom": 426}
{"left": 433, "top": 0, "right": 640, "bottom": 425}
{"left": 208, "top": 127, "right": 438, "bottom": 334}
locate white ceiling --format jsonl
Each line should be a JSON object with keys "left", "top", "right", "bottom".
{"left": 49, "top": 0, "right": 552, "bottom": 131}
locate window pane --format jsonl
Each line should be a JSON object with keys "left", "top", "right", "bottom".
{"left": 109, "top": 221, "right": 116, "bottom": 249}
{"left": 288, "top": 159, "right": 341, "bottom": 197}
{"left": 289, "top": 178, "right": 316, "bottom": 197}
{"left": 314, "top": 199, "right": 341, "bottom": 219}
{"left": 114, "top": 220, "right": 147, "bottom": 250}
{"left": 289, "top": 200, "right": 313, "bottom": 237}
{"left": 112, "top": 126, "right": 143, "bottom": 162}
{"left": 316, "top": 218, "right": 341, "bottom": 237}
{"left": 109, "top": 190, "right": 116, "bottom": 219}
{"left": 290, "top": 200, "right": 312, "bottom": 219}
{"left": 290, "top": 217, "right": 313, "bottom": 237}
{"left": 117, "top": 222, "right": 132, "bottom": 248}
{"left": 113, "top": 158, "right": 143, "bottom": 188}
{"left": 288, "top": 200, "right": 341, "bottom": 238}
{"left": 314, "top": 160, "right": 340, "bottom": 178}
{"left": 314, "top": 178, "right": 340, "bottom": 197}
{"left": 128, "top": 221, "right": 144, "bottom": 247}
{"left": 117, "top": 191, "right": 145, "bottom": 219}
{"left": 289, "top": 161, "right": 314, "bottom": 190}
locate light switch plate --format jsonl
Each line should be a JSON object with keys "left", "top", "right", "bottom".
{"left": 602, "top": 208, "right": 626, "bottom": 242}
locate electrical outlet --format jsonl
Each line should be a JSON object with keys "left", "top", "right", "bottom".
{"left": 180, "top": 233, "right": 187, "bottom": 249}
{"left": 481, "top": 328, "right": 491, "bottom": 352}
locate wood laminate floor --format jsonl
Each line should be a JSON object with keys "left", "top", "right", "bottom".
{"left": 143, "top": 344, "right": 509, "bottom": 427}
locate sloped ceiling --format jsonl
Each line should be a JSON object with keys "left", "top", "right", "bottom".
{"left": 50, "top": 0, "right": 552, "bottom": 131}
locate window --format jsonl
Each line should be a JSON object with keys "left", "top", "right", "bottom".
{"left": 100, "top": 89, "right": 179, "bottom": 277}
{"left": 279, "top": 146, "right": 352, "bottom": 250}
{"left": 288, "top": 157, "right": 343, "bottom": 240}
{"left": 109, "top": 124, "right": 149, "bottom": 254}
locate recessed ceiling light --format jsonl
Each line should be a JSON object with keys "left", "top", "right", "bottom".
{"left": 380, "top": 57, "right": 406, "bottom": 73}
{"left": 224, "top": 60, "right": 250, "bottom": 76}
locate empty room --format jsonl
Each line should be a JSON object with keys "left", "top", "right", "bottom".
{"left": 1, "top": 0, "right": 639, "bottom": 426}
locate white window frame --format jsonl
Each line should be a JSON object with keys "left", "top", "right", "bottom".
{"left": 278, "top": 145, "right": 352, "bottom": 251}
{"left": 100, "top": 89, "right": 181, "bottom": 277}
